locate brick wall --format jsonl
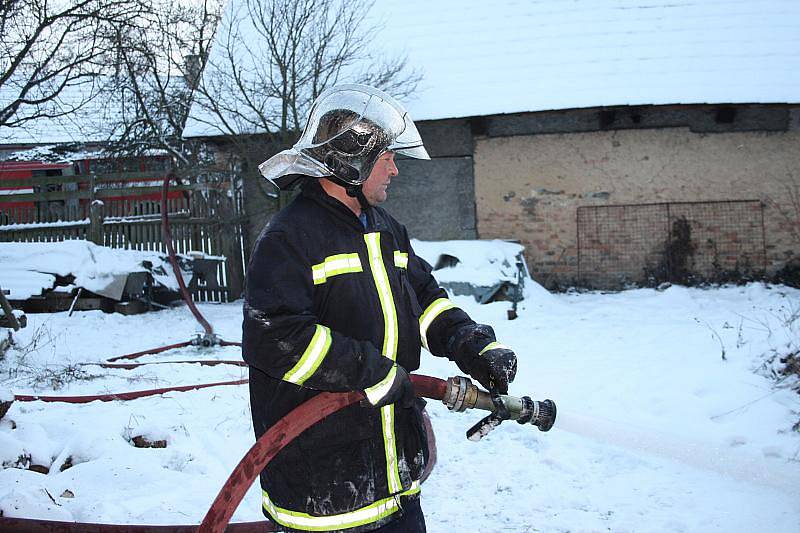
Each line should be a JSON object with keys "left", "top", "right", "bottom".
{"left": 474, "top": 128, "right": 800, "bottom": 289}
{"left": 576, "top": 200, "right": 766, "bottom": 288}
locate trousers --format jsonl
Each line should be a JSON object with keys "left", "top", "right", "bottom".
{"left": 372, "top": 498, "right": 426, "bottom": 533}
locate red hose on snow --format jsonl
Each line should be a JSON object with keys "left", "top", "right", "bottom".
{"left": 199, "top": 374, "right": 447, "bottom": 533}
{"left": 0, "top": 375, "right": 446, "bottom": 533}
{"left": 0, "top": 518, "right": 268, "bottom": 533}
{"left": 161, "top": 171, "right": 214, "bottom": 336}
{"left": 106, "top": 341, "right": 193, "bottom": 362}
{"left": 13, "top": 379, "right": 248, "bottom": 404}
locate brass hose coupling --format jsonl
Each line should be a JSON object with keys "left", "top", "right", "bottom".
{"left": 441, "top": 376, "right": 557, "bottom": 441}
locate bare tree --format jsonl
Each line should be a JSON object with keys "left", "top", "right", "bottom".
{"left": 0, "top": 0, "right": 146, "bottom": 129}
{"left": 187, "top": 0, "right": 421, "bottom": 242}
{"left": 191, "top": 0, "right": 419, "bottom": 142}
{"left": 103, "top": 0, "right": 223, "bottom": 169}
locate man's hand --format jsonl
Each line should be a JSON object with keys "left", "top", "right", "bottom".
{"left": 469, "top": 342, "right": 518, "bottom": 394}
{"left": 363, "top": 364, "right": 415, "bottom": 409}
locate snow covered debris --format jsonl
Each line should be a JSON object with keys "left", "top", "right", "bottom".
{"left": 413, "top": 239, "right": 542, "bottom": 304}
{"left": 0, "top": 240, "right": 186, "bottom": 300}
{"left": 413, "top": 239, "right": 524, "bottom": 287}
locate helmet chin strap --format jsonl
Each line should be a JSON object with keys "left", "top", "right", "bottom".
{"left": 322, "top": 155, "right": 371, "bottom": 211}
{"left": 346, "top": 184, "right": 370, "bottom": 211}
{"left": 323, "top": 175, "right": 371, "bottom": 212}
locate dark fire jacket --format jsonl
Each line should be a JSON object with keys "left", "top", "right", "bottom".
{"left": 242, "top": 179, "right": 482, "bottom": 532}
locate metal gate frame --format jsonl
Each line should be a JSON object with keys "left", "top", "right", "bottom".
{"left": 577, "top": 199, "right": 767, "bottom": 288}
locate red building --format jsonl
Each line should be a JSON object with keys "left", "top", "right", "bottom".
{"left": 0, "top": 156, "right": 181, "bottom": 224}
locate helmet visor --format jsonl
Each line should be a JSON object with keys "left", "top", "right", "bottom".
{"left": 297, "top": 84, "right": 428, "bottom": 160}
{"left": 390, "top": 112, "right": 430, "bottom": 160}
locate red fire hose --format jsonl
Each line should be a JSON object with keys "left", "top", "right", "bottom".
{"left": 0, "top": 375, "right": 446, "bottom": 533}
{"left": 161, "top": 172, "right": 214, "bottom": 337}
{"left": 106, "top": 342, "right": 193, "bottom": 363}
{"left": 199, "top": 374, "right": 446, "bottom": 532}
{"left": 12, "top": 378, "right": 249, "bottom": 404}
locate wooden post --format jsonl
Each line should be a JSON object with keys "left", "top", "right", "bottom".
{"left": 88, "top": 200, "right": 105, "bottom": 245}
{"left": 0, "top": 287, "right": 21, "bottom": 331}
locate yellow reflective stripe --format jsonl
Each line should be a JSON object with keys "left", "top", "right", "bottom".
{"left": 363, "top": 232, "right": 402, "bottom": 496}
{"left": 364, "top": 365, "right": 397, "bottom": 405}
{"left": 262, "top": 481, "right": 421, "bottom": 532}
{"left": 479, "top": 341, "right": 509, "bottom": 356}
{"left": 282, "top": 325, "right": 332, "bottom": 385}
{"left": 419, "top": 297, "right": 456, "bottom": 350}
{"left": 364, "top": 234, "right": 398, "bottom": 360}
{"left": 312, "top": 253, "right": 362, "bottom": 285}
{"left": 393, "top": 250, "right": 408, "bottom": 269}
{"left": 381, "top": 405, "right": 402, "bottom": 494}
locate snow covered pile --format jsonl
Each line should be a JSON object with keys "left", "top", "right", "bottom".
{"left": 412, "top": 239, "right": 537, "bottom": 303}
{"left": 0, "top": 241, "right": 185, "bottom": 300}
{"left": 413, "top": 239, "right": 524, "bottom": 287}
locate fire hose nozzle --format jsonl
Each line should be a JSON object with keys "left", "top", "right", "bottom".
{"left": 441, "top": 376, "right": 557, "bottom": 441}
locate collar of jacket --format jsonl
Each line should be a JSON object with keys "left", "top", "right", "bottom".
{"left": 301, "top": 178, "right": 386, "bottom": 233}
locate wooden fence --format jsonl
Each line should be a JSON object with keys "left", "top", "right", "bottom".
{"left": 0, "top": 170, "right": 246, "bottom": 302}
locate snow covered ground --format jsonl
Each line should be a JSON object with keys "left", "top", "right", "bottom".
{"left": 1, "top": 281, "right": 799, "bottom": 532}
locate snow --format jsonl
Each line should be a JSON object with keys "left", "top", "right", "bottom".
{"left": 0, "top": 241, "right": 186, "bottom": 300}
{"left": 1, "top": 241, "right": 799, "bottom": 531}
{"left": 184, "top": 0, "right": 800, "bottom": 137}
{"left": 0, "top": 145, "right": 107, "bottom": 163}
{"left": 0, "top": 82, "right": 116, "bottom": 146}
{"left": 413, "top": 239, "right": 525, "bottom": 288}
{"left": 0, "top": 219, "right": 89, "bottom": 232}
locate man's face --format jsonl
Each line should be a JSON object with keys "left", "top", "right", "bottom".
{"left": 361, "top": 151, "right": 398, "bottom": 206}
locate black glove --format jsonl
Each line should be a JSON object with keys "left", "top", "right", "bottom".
{"left": 469, "top": 342, "right": 518, "bottom": 394}
{"left": 363, "top": 364, "right": 415, "bottom": 409}
{"left": 448, "top": 323, "right": 518, "bottom": 394}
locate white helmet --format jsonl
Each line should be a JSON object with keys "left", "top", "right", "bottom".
{"left": 258, "top": 84, "right": 429, "bottom": 190}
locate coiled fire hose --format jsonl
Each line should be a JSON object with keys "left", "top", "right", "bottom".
{"left": 0, "top": 375, "right": 555, "bottom": 532}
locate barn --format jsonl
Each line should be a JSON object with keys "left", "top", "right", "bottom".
{"left": 185, "top": 0, "right": 800, "bottom": 290}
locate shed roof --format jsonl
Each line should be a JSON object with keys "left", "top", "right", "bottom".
{"left": 0, "top": 82, "right": 115, "bottom": 146}
{"left": 0, "top": 74, "right": 188, "bottom": 147}
{"left": 183, "top": 0, "right": 800, "bottom": 137}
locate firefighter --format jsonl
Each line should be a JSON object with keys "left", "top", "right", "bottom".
{"left": 243, "top": 84, "right": 518, "bottom": 532}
